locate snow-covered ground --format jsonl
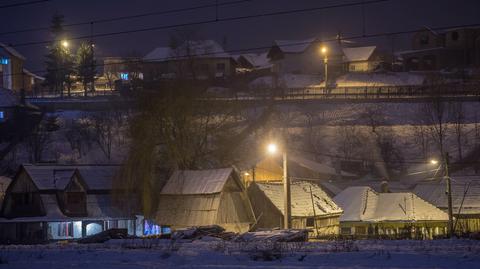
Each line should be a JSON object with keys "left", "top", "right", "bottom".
{"left": 1, "top": 239, "right": 479, "bottom": 268}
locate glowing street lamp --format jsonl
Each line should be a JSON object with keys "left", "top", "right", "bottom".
{"left": 61, "top": 40, "right": 69, "bottom": 48}
{"left": 320, "top": 46, "right": 328, "bottom": 90}
{"left": 430, "top": 159, "right": 439, "bottom": 165}
{"left": 266, "top": 142, "right": 291, "bottom": 229}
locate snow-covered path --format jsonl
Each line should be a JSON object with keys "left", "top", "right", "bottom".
{"left": 1, "top": 239, "right": 479, "bottom": 268}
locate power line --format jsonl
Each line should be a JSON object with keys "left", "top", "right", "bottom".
{"left": 0, "top": 0, "right": 253, "bottom": 37}
{"left": 0, "top": 0, "right": 49, "bottom": 9}
{"left": 10, "top": 0, "right": 392, "bottom": 48}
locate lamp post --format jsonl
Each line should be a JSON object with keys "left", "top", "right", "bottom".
{"left": 320, "top": 46, "right": 328, "bottom": 90}
{"left": 431, "top": 154, "right": 453, "bottom": 238}
{"left": 267, "top": 143, "right": 291, "bottom": 229}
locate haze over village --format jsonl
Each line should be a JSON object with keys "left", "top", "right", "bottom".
{"left": 1, "top": 0, "right": 480, "bottom": 268}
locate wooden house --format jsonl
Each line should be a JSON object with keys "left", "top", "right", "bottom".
{"left": 414, "top": 176, "right": 480, "bottom": 234}
{"left": 342, "top": 46, "right": 385, "bottom": 72}
{"left": 247, "top": 181, "right": 343, "bottom": 237}
{"left": 0, "top": 165, "right": 142, "bottom": 244}
{"left": 0, "top": 43, "right": 25, "bottom": 92}
{"left": 334, "top": 187, "right": 449, "bottom": 239}
{"left": 155, "top": 168, "right": 256, "bottom": 233}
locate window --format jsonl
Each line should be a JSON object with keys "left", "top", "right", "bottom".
{"left": 306, "top": 217, "right": 315, "bottom": 227}
{"left": 451, "top": 31, "right": 459, "bottom": 41}
{"left": 57, "top": 222, "right": 74, "bottom": 237}
{"left": 216, "top": 63, "right": 226, "bottom": 72}
{"left": 341, "top": 227, "right": 351, "bottom": 235}
{"left": 120, "top": 72, "right": 129, "bottom": 80}
{"left": 0, "top": 57, "right": 9, "bottom": 65}
{"left": 0, "top": 111, "right": 4, "bottom": 120}
{"left": 420, "top": 35, "right": 429, "bottom": 45}
{"left": 355, "top": 226, "right": 367, "bottom": 235}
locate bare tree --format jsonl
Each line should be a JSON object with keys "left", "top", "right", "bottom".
{"left": 450, "top": 102, "right": 466, "bottom": 160}
{"left": 412, "top": 125, "right": 430, "bottom": 159}
{"left": 337, "top": 125, "right": 362, "bottom": 160}
{"left": 421, "top": 97, "right": 449, "bottom": 157}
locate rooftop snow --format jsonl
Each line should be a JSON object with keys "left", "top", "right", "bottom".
{"left": 239, "top": 52, "right": 271, "bottom": 68}
{"left": 342, "top": 46, "right": 376, "bottom": 62}
{"left": 161, "top": 168, "right": 235, "bottom": 195}
{"left": 255, "top": 181, "right": 342, "bottom": 217}
{"left": 144, "top": 40, "right": 230, "bottom": 62}
{"left": 334, "top": 186, "right": 448, "bottom": 222}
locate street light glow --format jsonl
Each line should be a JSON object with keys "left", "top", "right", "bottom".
{"left": 61, "top": 40, "right": 69, "bottom": 48}
{"left": 267, "top": 143, "right": 278, "bottom": 155}
{"left": 430, "top": 159, "right": 439, "bottom": 165}
{"left": 244, "top": 172, "right": 250, "bottom": 176}
{"left": 320, "top": 46, "right": 327, "bottom": 55}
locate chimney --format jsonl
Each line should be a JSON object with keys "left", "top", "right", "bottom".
{"left": 380, "top": 180, "right": 389, "bottom": 193}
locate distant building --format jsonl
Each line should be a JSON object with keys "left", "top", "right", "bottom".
{"left": 413, "top": 176, "right": 480, "bottom": 233}
{"left": 0, "top": 43, "right": 25, "bottom": 91}
{"left": 342, "top": 46, "right": 385, "bottom": 72}
{"left": 334, "top": 186, "right": 449, "bottom": 239}
{"left": 398, "top": 27, "right": 480, "bottom": 71}
{"left": 22, "top": 69, "right": 45, "bottom": 95}
{"left": 0, "top": 165, "right": 144, "bottom": 244}
{"left": 155, "top": 168, "right": 255, "bottom": 233}
{"left": 143, "top": 40, "right": 236, "bottom": 81}
{"left": 235, "top": 52, "right": 272, "bottom": 74}
{"left": 248, "top": 181, "right": 342, "bottom": 237}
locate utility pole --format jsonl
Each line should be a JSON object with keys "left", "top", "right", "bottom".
{"left": 445, "top": 152, "right": 454, "bottom": 237}
{"left": 283, "top": 151, "right": 292, "bottom": 229}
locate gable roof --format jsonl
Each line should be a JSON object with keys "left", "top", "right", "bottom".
{"left": 21, "top": 164, "right": 118, "bottom": 191}
{"left": 0, "top": 88, "right": 19, "bottom": 107}
{"left": 342, "top": 46, "right": 376, "bottom": 62}
{"left": 161, "top": 168, "right": 236, "bottom": 195}
{"left": 144, "top": 40, "right": 230, "bottom": 62}
{"left": 413, "top": 176, "right": 480, "bottom": 214}
{"left": 238, "top": 52, "right": 271, "bottom": 68}
{"left": 254, "top": 181, "right": 342, "bottom": 217}
{"left": 0, "top": 43, "right": 26, "bottom": 61}
{"left": 334, "top": 186, "right": 448, "bottom": 222}
{"left": 273, "top": 38, "right": 316, "bottom": 53}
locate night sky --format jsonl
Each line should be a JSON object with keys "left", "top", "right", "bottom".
{"left": 1, "top": 0, "right": 479, "bottom": 73}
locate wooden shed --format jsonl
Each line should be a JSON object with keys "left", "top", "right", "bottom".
{"left": 247, "top": 181, "right": 343, "bottom": 237}
{"left": 155, "top": 168, "right": 256, "bottom": 233}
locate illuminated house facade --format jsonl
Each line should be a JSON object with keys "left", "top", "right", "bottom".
{"left": 0, "top": 165, "right": 145, "bottom": 244}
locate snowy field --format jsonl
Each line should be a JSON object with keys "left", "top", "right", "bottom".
{"left": 1, "top": 239, "right": 480, "bottom": 268}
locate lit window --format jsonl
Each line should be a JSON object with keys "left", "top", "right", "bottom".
{"left": 0, "top": 58, "right": 9, "bottom": 65}
{"left": 120, "top": 73, "right": 129, "bottom": 80}
{"left": 0, "top": 111, "right": 4, "bottom": 120}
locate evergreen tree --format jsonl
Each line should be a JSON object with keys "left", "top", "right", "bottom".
{"left": 44, "top": 13, "right": 74, "bottom": 97}
{"left": 75, "top": 42, "right": 96, "bottom": 97}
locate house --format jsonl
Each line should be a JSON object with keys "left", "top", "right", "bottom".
{"left": 22, "top": 69, "right": 45, "bottom": 96}
{"left": 155, "top": 168, "right": 255, "bottom": 233}
{"left": 235, "top": 52, "right": 271, "bottom": 73}
{"left": 247, "top": 181, "right": 342, "bottom": 237}
{"left": 143, "top": 40, "right": 236, "bottom": 81}
{"left": 398, "top": 27, "right": 480, "bottom": 71}
{"left": 243, "top": 155, "right": 356, "bottom": 184}
{"left": 0, "top": 164, "right": 143, "bottom": 244}
{"left": 0, "top": 43, "right": 25, "bottom": 91}
{"left": 0, "top": 88, "right": 19, "bottom": 123}
{"left": 267, "top": 38, "right": 345, "bottom": 79}
{"left": 413, "top": 176, "right": 480, "bottom": 233}
{"left": 342, "top": 46, "right": 385, "bottom": 72}
{"left": 334, "top": 186, "right": 449, "bottom": 239}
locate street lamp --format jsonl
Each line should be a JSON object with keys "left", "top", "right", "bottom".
{"left": 61, "top": 40, "right": 69, "bottom": 48}
{"left": 430, "top": 159, "right": 439, "bottom": 165}
{"left": 266, "top": 142, "right": 291, "bottom": 229}
{"left": 320, "top": 46, "right": 328, "bottom": 90}
{"left": 429, "top": 155, "right": 453, "bottom": 237}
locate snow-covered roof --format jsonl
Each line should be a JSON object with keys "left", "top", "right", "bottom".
{"left": 161, "top": 168, "right": 235, "bottom": 195}
{"left": 342, "top": 46, "right": 376, "bottom": 62}
{"left": 22, "top": 164, "right": 118, "bottom": 191}
{"left": 0, "top": 42, "right": 26, "bottom": 60}
{"left": 0, "top": 88, "right": 19, "bottom": 107}
{"left": 238, "top": 52, "right": 271, "bottom": 68}
{"left": 334, "top": 186, "right": 448, "bottom": 223}
{"left": 23, "top": 69, "right": 45, "bottom": 81}
{"left": 273, "top": 38, "right": 316, "bottom": 53}
{"left": 255, "top": 181, "right": 342, "bottom": 217}
{"left": 144, "top": 40, "right": 230, "bottom": 62}
{"left": 413, "top": 177, "right": 480, "bottom": 214}
{"left": 333, "top": 72, "right": 426, "bottom": 87}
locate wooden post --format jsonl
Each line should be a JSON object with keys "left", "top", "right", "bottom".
{"left": 283, "top": 151, "right": 291, "bottom": 229}
{"left": 445, "top": 152, "right": 454, "bottom": 237}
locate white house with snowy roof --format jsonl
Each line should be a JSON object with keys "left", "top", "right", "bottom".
{"left": 143, "top": 40, "right": 236, "bottom": 80}
{"left": 248, "top": 181, "right": 342, "bottom": 237}
{"left": 334, "top": 186, "right": 449, "bottom": 239}
{"left": 342, "top": 46, "right": 385, "bottom": 72}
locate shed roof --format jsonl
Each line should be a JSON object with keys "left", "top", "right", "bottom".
{"left": 161, "top": 168, "right": 235, "bottom": 195}
{"left": 273, "top": 38, "right": 316, "bottom": 53}
{"left": 342, "top": 46, "right": 376, "bottom": 62}
{"left": 334, "top": 186, "right": 448, "bottom": 222}
{"left": 255, "top": 181, "right": 342, "bottom": 217}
